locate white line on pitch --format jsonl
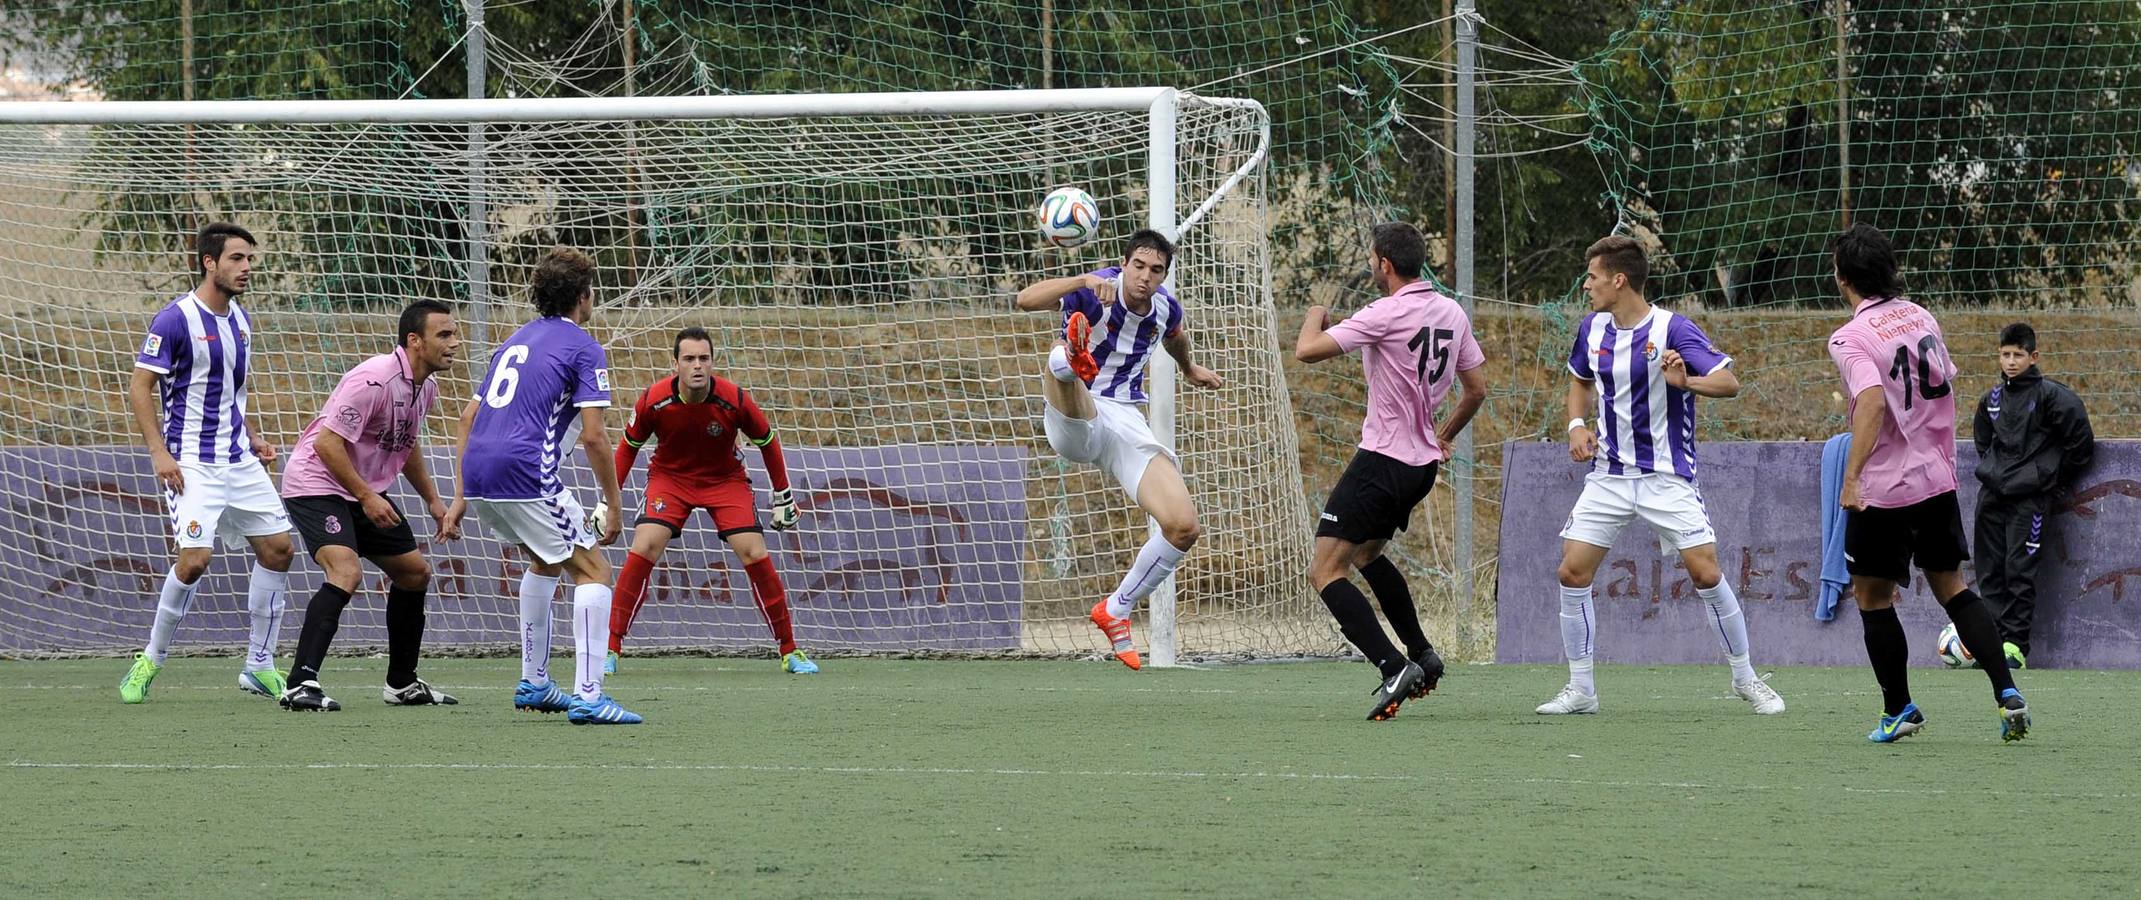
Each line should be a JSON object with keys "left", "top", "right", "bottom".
{"left": 10, "top": 760, "right": 2132, "bottom": 801}
{"left": 7, "top": 760, "right": 1412, "bottom": 782}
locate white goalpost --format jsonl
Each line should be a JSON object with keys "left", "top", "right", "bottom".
{"left": 0, "top": 88, "right": 1334, "bottom": 664}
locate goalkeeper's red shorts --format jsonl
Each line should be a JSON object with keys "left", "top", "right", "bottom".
{"left": 637, "top": 471, "right": 760, "bottom": 538}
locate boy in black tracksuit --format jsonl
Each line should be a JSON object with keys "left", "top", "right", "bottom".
{"left": 1971, "top": 322, "right": 2095, "bottom": 669}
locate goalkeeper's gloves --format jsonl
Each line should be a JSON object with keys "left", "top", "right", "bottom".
{"left": 769, "top": 488, "right": 799, "bottom": 530}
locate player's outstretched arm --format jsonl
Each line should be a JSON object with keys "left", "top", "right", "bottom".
{"left": 1437, "top": 363, "right": 1490, "bottom": 451}
{"left": 1293, "top": 305, "right": 1346, "bottom": 364}
{"left": 1014, "top": 273, "right": 1105, "bottom": 312}
{"left": 1164, "top": 328, "right": 1223, "bottom": 388}
{"left": 128, "top": 366, "right": 184, "bottom": 495}
{"left": 579, "top": 406, "right": 623, "bottom": 545}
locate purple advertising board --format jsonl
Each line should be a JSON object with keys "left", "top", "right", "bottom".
{"left": 1496, "top": 440, "right": 2141, "bottom": 668}
{"left": 0, "top": 445, "right": 1026, "bottom": 654}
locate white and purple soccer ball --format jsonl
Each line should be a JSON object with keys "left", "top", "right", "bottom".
{"left": 1038, "top": 186, "right": 1099, "bottom": 249}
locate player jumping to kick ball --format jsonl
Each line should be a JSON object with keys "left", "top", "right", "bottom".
{"left": 1014, "top": 229, "right": 1223, "bottom": 669}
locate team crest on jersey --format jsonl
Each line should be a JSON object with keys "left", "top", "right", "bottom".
{"left": 325, "top": 515, "right": 343, "bottom": 535}
{"left": 142, "top": 334, "right": 163, "bottom": 356}
{"left": 1643, "top": 341, "right": 1659, "bottom": 361}
{"left": 185, "top": 520, "right": 202, "bottom": 540}
{"left": 653, "top": 498, "right": 668, "bottom": 513}
{"left": 706, "top": 421, "right": 727, "bottom": 437}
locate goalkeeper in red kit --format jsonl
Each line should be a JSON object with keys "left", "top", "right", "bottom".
{"left": 606, "top": 326, "right": 815, "bottom": 674}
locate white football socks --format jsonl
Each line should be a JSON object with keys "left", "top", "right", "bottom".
{"left": 145, "top": 567, "right": 200, "bottom": 665}
{"left": 519, "top": 571, "right": 560, "bottom": 684}
{"left": 1697, "top": 580, "right": 1758, "bottom": 683}
{"left": 1105, "top": 533, "right": 1188, "bottom": 620}
{"left": 1047, "top": 345, "right": 1078, "bottom": 383}
{"left": 1559, "top": 583, "right": 1597, "bottom": 694}
{"left": 243, "top": 564, "right": 288, "bottom": 673}
{"left": 572, "top": 582, "right": 612, "bottom": 702}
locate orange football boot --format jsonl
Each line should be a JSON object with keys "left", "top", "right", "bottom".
{"left": 1064, "top": 312, "right": 1100, "bottom": 383}
{"left": 1089, "top": 599, "right": 1141, "bottom": 670}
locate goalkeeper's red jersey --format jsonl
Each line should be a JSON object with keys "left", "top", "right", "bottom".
{"left": 622, "top": 375, "right": 771, "bottom": 488}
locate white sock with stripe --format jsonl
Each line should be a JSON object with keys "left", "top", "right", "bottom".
{"left": 1047, "top": 345, "right": 1078, "bottom": 383}
{"left": 1105, "top": 533, "right": 1187, "bottom": 620}
{"left": 145, "top": 567, "right": 199, "bottom": 665}
{"left": 519, "top": 571, "right": 560, "bottom": 684}
{"left": 1697, "top": 580, "right": 1758, "bottom": 683}
{"left": 243, "top": 564, "right": 288, "bottom": 673}
{"left": 1559, "top": 583, "right": 1596, "bottom": 694}
{"left": 572, "top": 583, "right": 612, "bottom": 702}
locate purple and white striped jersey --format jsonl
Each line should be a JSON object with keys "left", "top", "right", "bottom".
{"left": 1566, "top": 309, "right": 1731, "bottom": 482}
{"left": 134, "top": 292, "right": 258, "bottom": 466}
{"left": 1060, "top": 266, "right": 1186, "bottom": 405}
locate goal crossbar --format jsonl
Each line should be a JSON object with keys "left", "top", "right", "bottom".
{"left": 0, "top": 88, "right": 1201, "bottom": 124}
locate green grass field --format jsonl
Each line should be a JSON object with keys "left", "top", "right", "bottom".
{"left": 5, "top": 656, "right": 2135, "bottom": 898}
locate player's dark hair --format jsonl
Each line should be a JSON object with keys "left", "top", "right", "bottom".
{"left": 196, "top": 222, "right": 256, "bottom": 276}
{"left": 673, "top": 325, "right": 713, "bottom": 358}
{"left": 1370, "top": 222, "right": 1428, "bottom": 279}
{"left": 530, "top": 246, "right": 595, "bottom": 318}
{"left": 1584, "top": 234, "right": 1648, "bottom": 295}
{"left": 1999, "top": 321, "right": 2037, "bottom": 353}
{"left": 1831, "top": 223, "right": 1903, "bottom": 298}
{"left": 1123, "top": 228, "right": 1177, "bottom": 267}
{"left": 397, "top": 299, "right": 454, "bottom": 351}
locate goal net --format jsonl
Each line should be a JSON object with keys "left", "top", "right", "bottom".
{"left": 0, "top": 89, "right": 1338, "bottom": 662}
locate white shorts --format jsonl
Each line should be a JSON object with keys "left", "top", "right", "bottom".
{"left": 168, "top": 461, "right": 291, "bottom": 550}
{"left": 1559, "top": 471, "right": 1717, "bottom": 552}
{"left": 471, "top": 493, "right": 594, "bottom": 566}
{"left": 1044, "top": 398, "right": 1176, "bottom": 502}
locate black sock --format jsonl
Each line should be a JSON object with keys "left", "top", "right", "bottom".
{"left": 290, "top": 583, "right": 354, "bottom": 687}
{"left": 1359, "top": 556, "right": 1430, "bottom": 659}
{"left": 1857, "top": 606, "right": 1912, "bottom": 716}
{"left": 1319, "top": 580, "right": 1405, "bottom": 678}
{"left": 1941, "top": 589, "right": 2017, "bottom": 698}
{"left": 385, "top": 585, "right": 427, "bottom": 689}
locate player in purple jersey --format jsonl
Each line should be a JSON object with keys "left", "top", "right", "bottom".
{"left": 1540, "top": 235, "right": 1783, "bottom": 717}
{"left": 1014, "top": 229, "right": 1223, "bottom": 670}
{"left": 1825, "top": 224, "right": 2028, "bottom": 742}
{"left": 1295, "top": 223, "right": 1488, "bottom": 720}
{"left": 119, "top": 223, "right": 297, "bottom": 705}
{"left": 446, "top": 247, "right": 639, "bottom": 725}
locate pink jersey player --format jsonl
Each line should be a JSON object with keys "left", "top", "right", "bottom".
{"left": 1827, "top": 296, "right": 1959, "bottom": 509}
{"left": 1325, "top": 281, "right": 1487, "bottom": 466}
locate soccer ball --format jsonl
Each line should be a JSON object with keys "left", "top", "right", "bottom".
{"left": 1936, "top": 622, "right": 1977, "bottom": 669}
{"left": 1038, "top": 186, "right": 1100, "bottom": 249}
{"left": 588, "top": 501, "right": 609, "bottom": 537}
